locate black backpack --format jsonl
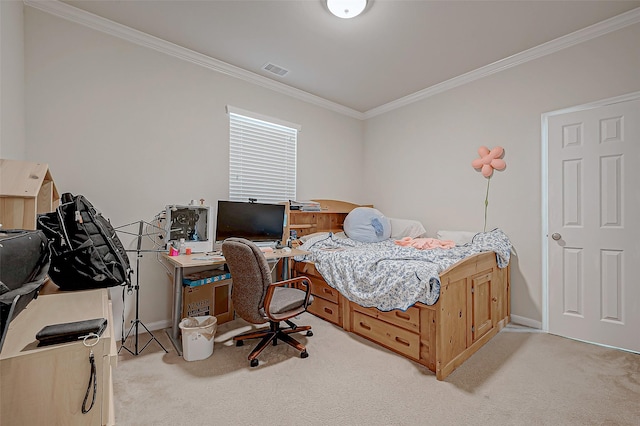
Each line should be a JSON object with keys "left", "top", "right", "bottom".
{"left": 37, "top": 193, "right": 132, "bottom": 290}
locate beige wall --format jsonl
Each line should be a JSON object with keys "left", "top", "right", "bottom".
{"left": 0, "top": 0, "right": 25, "bottom": 160}
{"left": 21, "top": 5, "right": 640, "bottom": 331}
{"left": 24, "top": 7, "right": 365, "bottom": 333}
{"left": 364, "top": 23, "right": 640, "bottom": 325}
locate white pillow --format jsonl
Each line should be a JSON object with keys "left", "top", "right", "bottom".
{"left": 389, "top": 218, "right": 426, "bottom": 240}
{"left": 343, "top": 207, "right": 391, "bottom": 243}
{"left": 436, "top": 230, "right": 478, "bottom": 245}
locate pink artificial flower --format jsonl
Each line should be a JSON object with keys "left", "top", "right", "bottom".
{"left": 472, "top": 146, "right": 506, "bottom": 177}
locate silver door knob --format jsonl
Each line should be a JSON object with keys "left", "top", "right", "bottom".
{"left": 551, "top": 233, "right": 562, "bottom": 241}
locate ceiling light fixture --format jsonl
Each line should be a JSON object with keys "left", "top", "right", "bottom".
{"left": 327, "top": 0, "right": 367, "bottom": 19}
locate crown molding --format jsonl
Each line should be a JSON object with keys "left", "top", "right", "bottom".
{"left": 363, "top": 6, "right": 640, "bottom": 119}
{"left": 23, "top": 0, "right": 366, "bottom": 120}
{"left": 24, "top": 1, "right": 640, "bottom": 121}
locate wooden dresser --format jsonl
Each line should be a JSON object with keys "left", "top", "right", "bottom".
{"left": 0, "top": 289, "right": 116, "bottom": 425}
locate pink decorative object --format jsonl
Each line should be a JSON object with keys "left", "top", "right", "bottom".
{"left": 471, "top": 146, "right": 507, "bottom": 232}
{"left": 471, "top": 146, "right": 506, "bottom": 177}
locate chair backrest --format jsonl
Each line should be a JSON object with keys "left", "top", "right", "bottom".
{"left": 221, "top": 238, "right": 271, "bottom": 324}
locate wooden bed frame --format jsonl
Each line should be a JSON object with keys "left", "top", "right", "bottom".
{"left": 287, "top": 200, "right": 510, "bottom": 381}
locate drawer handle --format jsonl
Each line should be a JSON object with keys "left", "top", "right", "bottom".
{"left": 323, "top": 307, "right": 334, "bottom": 315}
{"left": 395, "top": 336, "right": 411, "bottom": 347}
{"left": 359, "top": 321, "right": 371, "bottom": 331}
{"left": 492, "top": 297, "right": 498, "bottom": 302}
{"left": 395, "top": 311, "right": 411, "bottom": 321}
{"left": 322, "top": 288, "right": 333, "bottom": 295}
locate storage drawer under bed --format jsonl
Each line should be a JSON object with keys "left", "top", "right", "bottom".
{"left": 294, "top": 261, "right": 342, "bottom": 326}
{"left": 308, "top": 297, "right": 341, "bottom": 325}
{"left": 293, "top": 260, "right": 318, "bottom": 277}
{"left": 351, "top": 304, "right": 420, "bottom": 333}
{"left": 351, "top": 311, "right": 421, "bottom": 360}
{"left": 308, "top": 276, "right": 340, "bottom": 303}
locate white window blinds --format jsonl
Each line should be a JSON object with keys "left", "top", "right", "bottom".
{"left": 228, "top": 107, "right": 299, "bottom": 204}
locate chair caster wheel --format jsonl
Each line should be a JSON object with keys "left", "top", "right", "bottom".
{"left": 236, "top": 340, "right": 244, "bottom": 347}
{"left": 250, "top": 359, "right": 259, "bottom": 367}
{"left": 306, "top": 331, "right": 313, "bottom": 337}
{"left": 300, "top": 350, "right": 309, "bottom": 359}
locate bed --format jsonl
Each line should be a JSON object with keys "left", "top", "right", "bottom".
{"left": 287, "top": 200, "right": 511, "bottom": 381}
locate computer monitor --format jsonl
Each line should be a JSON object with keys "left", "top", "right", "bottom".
{"left": 215, "top": 200, "right": 285, "bottom": 246}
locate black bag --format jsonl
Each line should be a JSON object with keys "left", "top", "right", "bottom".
{"left": 37, "top": 193, "right": 132, "bottom": 291}
{"left": 0, "top": 229, "right": 51, "bottom": 352}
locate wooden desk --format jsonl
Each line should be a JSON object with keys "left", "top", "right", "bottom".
{"left": 162, "top": 248, "right": 308, "bottom": 355}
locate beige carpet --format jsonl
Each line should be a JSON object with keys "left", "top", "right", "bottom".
{"left": 114, "top": 313, "right": 640, "bottom": 425}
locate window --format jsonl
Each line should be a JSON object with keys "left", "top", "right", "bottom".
{"left": 227, "top": 106, "right": 299, "bottom": 204}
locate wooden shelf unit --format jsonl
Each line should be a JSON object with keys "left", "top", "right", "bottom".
{"left": 286, "top": 199, "right": 368, "bottom": 240}
{"left": 0, "top": 159, "right": 60, "bottom": 230}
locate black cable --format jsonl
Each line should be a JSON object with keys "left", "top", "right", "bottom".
{"left": 121, "top": 286, "right": 126, "bottom": 345}
{"left": 82, "top": 352, "right": 97, "bottom": 414}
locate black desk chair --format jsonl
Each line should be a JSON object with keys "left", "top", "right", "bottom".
{"left": 221, "top": 238, "right": 313, "bottom": 367}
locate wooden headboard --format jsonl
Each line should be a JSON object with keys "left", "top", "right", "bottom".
{"left": 284, "top": 199, "right": 369, "bottom": 242}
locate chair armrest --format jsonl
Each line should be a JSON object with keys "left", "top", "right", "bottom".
{"left": 263, "top": 276, "right": 313, "bottom": 320}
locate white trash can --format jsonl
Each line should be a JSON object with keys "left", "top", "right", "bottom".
{"left": 179, "top": 316, "right": 217, "bottom": 361}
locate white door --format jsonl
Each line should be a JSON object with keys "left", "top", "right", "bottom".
{"left": 547, "top": 97, "right": 640, "bottom": 353}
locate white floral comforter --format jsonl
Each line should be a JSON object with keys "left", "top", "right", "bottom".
{"left": 295, "top": 228, "right": 511, "bottom": 311}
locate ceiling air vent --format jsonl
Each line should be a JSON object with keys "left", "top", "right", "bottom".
{"left": 262, "top": 62, "right": 289, "bottom": 77}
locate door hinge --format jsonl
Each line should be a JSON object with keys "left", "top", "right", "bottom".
{"left": 471, "top": 287, "right": 475, "bottom": 294}
{"left": 471, "top": 325, "right": 475, "bottom": 333}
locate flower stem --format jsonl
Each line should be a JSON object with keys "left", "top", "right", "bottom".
{"left": 484, "top": 176, "right": 491, "bottom": 232}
